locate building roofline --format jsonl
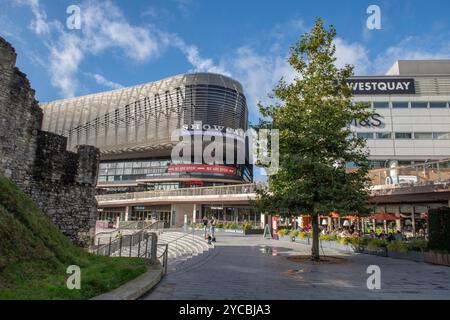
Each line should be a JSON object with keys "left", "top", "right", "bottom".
{"left": 41, "top": 72, "right": 244, "bottom": 105}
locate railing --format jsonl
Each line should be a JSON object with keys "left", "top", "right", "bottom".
{"left": 96, "top": 183, "right": 265, "bottom": 202}
{"left": 369, "top": 159, "right": 450, "bottom": 190}
{"left": 96, "top": 230, "right": 157, "bottom": 262}
{"left": 95, "top": 220, "right": 165, "bottom": 245}
{"left": 157, "top": 244, "right": 169, "bottom": 275}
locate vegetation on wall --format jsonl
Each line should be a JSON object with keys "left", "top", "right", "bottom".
{"left": 0, "top": 175, "right": 146, "bottom": 299}
{"left": 428, "top": 207, "right": 450, "bottom": 252}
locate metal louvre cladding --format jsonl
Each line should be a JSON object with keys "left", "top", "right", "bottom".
{"left": 40, "top": 73, "right": 248, "bottom": 155}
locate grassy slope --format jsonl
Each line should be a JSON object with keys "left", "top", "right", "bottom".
{"left": 0, "top": 175, "right": 146, "bottom": 299}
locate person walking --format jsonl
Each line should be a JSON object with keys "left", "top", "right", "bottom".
{"left": 210, "top": 216, "right": 217, "bottom": 241}
{"left": 202, "top": 216, "right": 208, "bottom": 239}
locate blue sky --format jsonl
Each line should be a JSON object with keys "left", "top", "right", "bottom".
{"left": 1, "top": 0, "right": 450, "bottom": 124}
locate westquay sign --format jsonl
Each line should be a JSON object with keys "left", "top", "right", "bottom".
{"left": 348, "top": 78, "right": 415, "bottom": 95}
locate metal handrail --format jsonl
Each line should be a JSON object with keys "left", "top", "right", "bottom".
{"left": 157, "top": 244, "right": 169, "bottom": 275}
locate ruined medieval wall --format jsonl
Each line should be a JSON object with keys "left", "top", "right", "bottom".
{"left": 0, "top": 36, "right": 100, "bottom": 247}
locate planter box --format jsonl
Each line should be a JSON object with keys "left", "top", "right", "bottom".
{"left": 424, "top": 251, "right": 450, "bottom": 266}
{"left": 354, "top": 245, "right": 388, "bottom": 257}
{"left": 387, "top": 250, "right": 424, "bottom": 262}
{"left": 319, "top": 240, "right": 354, "bottom": 252}
{"left": 244, "top": 229, "right": 264, "bottom": 235}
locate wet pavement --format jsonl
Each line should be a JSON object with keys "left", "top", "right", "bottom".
{"left": 142, "top": 232, "right": 450, "bottom": 300}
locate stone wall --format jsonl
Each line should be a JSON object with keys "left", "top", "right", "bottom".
{"left": 0, "top": 36, "right": 99, "bottom": 247}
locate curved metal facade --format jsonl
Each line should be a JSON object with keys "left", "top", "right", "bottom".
{"left": 41, "top": 73, "right": 248, "bottom": 155}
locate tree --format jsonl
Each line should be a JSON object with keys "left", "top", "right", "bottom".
{"left": 256, "top": 18, "right": 373, "bottom": 261}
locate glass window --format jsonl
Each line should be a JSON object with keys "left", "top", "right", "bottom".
{"left": 133, "top": 162, "right": 142, "bottom": 168}
{"left": 392, "top": 102, "right": 409, "bottom": 109}
{"left": 373, "top": 102, "right": 389, "bottom": 109}
{"left": 433, "top": 132, "right": 450, "bottom": 140}
{"left": 411, "top": 102, "right": 428, "bottom": 108}
{"left": 395, "top": 132, "right": 412, "bottom": 139}
{"left": 414, "top": 132, "right": 433, "bottom": 140}
{"left": 376, "top": 132, "right": 392, "bottom": 139}
{"left": 124, "top": 162, "right": 133, "bottom": 168}
{"left": 115, "top": 162, "right": 124, "bottom": 168}
{"left": 356, "top": 132, "right": 374, "bottom": 139}
{"left": 430, "top": 102, "right": 447, "bottom": 108}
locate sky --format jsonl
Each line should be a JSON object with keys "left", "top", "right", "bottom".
{"left": 1, "top": 0, "right": 450, "bottom": 126}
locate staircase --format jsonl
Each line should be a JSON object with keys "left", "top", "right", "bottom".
{"left": 110, "top": 230, "right": 214, "bottom": 273}
{"left": 157, "top": 231, "right": 214, "bottom": 273}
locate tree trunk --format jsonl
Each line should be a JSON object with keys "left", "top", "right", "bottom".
{"left": 311, "top": 214, "right": 320, "bottom": 261}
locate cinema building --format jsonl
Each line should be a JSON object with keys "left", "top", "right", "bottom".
{"left": 40, "top": 73, "right": 255, "bottom": 227}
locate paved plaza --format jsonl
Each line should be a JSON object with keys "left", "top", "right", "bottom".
{"left": 142, "top": 232, "right": 450, "bottom": 300}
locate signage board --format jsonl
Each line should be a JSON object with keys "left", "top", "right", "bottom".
{"left": 168, "top": 164, "right": 236, "bottom": 175}
{"left": 347, "top": 78, "right": 415, "bottom": 95}
{"left": 398, "top": 175, "right": 418, "bottom": 184}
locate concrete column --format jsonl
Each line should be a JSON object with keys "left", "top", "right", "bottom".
{"left": 260, "top": 213, "right": 265, "bottom": 229}
{"left": 395, "top": 206, "right": 401, "bottom": 231}
{"left": 411, "top": 206, "right": 416, "bottom": 237}
{"left": 192, "top": 203, "right": 197, "bottom": 223}
{"left": 125, "top": 206, "right": 130, "bottom": 222}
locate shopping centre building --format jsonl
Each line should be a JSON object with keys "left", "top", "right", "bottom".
{"left": 41, "top": 73, "right": 254, "bottom": 227}
{"left": 40, "top": 60, "right": 450, "bottom": 229}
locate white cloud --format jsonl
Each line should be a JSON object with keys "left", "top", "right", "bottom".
{"left": 17, "top": 0, "right": 162, "bottom": 97}
{"left": 48, "top": 33, "right": 83, "bottom": 98}
{"left": 13, "top": 0, "right": 50, "bottom": 35}
{"left": 87, "top": 73, "right": 123, "bottom": 90}
{"left": 162, "top": 32, "right": 230, "bottom": 75}
{"left": 373, "top": 36, "right": 450, "bottom": 74}
{"left": 334, "top": 37, "right": 371, "bottom": 75}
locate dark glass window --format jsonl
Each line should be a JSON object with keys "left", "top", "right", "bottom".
{"left": 376, "top": 132, "right": 392, "bottom": 139}
{"left": 392, "top": 102, "right": 409, "bottom": 109}
{"left": 395, "top": 132, "right": 412, "bottom": 139}
{"left": 429, "top": 102, "right": 447, "bottom": 108}
{"left": 356, "top": 132, "right": 374, "bottom": 139}
{"left": 373, "top": 102, "right": 389, "bottom": 109}
{"left": 414, "top": 132, "right": 433, "bottom": 140}
{"left": 433, "top": 132, "right": 450, "bottom": 140}
{"left": 411, "top": 102, "right": 428, "bottom": 108}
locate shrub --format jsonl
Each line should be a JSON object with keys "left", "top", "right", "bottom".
{"left": 387, "top": 241, "right": 408, "bottom": 253}
{"left": 367, "top": 238, "right": 387, "bottom": 250}
{"left": 224, "top": 222, "right": 239, "bottom": 230}
{"left": 289, "top": 230, "right": 299, "bottom": 238}
{"left": 215, "top": 223, "right": 223, "bottom": 229}
{"left": 428, "top": 207, "right": 450, "bottom": 252}
{"left": 319, "top": 234, "right": 337, "bottom": 241}
{"left": 242, "top": 222, "right": 252, "bottom": 231}
{"left": 277, "top": 229, "right": 289, "bottom": 236}
{"left": 297, "top": 232, "right": 311, "bottom": 239}
{"left": 407, "top": 239, "right": 428, "bottom": 252}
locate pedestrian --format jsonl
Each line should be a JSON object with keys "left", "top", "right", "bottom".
{"left": 202, "top": 216, "right": 208, "bottom": 239}
{"left": 210, "top": 216, "right": 217, "bottom": 241}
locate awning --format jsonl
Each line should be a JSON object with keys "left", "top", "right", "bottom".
{"left": 371, "top": 213, "right": 397, "bottom": 221}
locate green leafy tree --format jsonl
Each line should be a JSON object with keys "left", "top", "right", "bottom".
{"left": 256, "top": 18, "right": 373, "bottom": 261}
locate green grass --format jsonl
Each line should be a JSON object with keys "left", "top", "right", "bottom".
{"left": 0, "top": 175, "right": 147, "bottom": 299}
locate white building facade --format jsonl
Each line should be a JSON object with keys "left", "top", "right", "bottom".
{"left": 350, "top": 60, "right": 450, "bottom": 168}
